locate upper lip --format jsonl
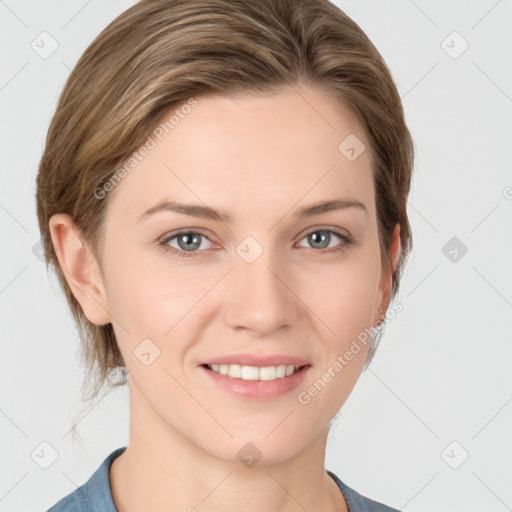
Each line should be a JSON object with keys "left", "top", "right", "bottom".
{"left": 201, "top": 353, "right": 311, "bottom": 367}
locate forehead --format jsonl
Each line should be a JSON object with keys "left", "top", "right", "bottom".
{"left": 108, "top": 85, "right": 375, "bottom": 225}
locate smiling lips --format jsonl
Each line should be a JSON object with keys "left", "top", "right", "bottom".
{"left": 207, "top": 363, "right": 302, "bottom": 381}
{"left": 200, "top": 352, "right": 311, "bottom": 388}
{"left": 201, "top": 360, "right": 311, "bottom": 400}
{"left": 202, "top": 354, "right": 310, "bottom": 380}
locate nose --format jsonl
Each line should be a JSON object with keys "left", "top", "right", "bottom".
{"left": 222, "top": 249, "right": 302, "bottom": 337}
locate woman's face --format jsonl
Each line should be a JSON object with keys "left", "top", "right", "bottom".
{"left": 91, "top": 85, "right": 398, "bottom": 464}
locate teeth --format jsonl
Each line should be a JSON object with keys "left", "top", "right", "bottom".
{"left": 228, "top": 364, "right": 241, "bottom": 378}
{"left": 207, "top": 364, "right": 301, "bottom": 381}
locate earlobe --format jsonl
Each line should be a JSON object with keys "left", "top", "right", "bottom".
{"left": 376, "top": 223, "right": 401, "bottom": 320}
{"left": 48, "top": 213, "right": 111, "bottom": 326}
{"left": 390, "top": 223, "right": 401, "bottom": 274}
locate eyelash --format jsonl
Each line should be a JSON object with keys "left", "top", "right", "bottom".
{"left": 158, "top": 228, "right": 354, "bottom": 259}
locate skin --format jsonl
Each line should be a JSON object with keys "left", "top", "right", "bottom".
{"left": 50, "top": 84, "right": 401, "bottom": 512}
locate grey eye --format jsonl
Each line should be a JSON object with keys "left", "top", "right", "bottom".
{"left": 300, "top": 230, "right": 342, "bottom": 250}
{"left": 168, "top": 232, "right": 213, "bottom": 252}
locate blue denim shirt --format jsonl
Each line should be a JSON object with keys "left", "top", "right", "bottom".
{"left": 47, "top": 447, "right": 400, "bottom": 511}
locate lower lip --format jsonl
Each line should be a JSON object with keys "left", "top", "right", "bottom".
{"left": 199, "top": 365, "right": 311, "bottom": 400}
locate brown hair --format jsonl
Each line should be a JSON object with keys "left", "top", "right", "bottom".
{"left": 36, "top": 0, "right": 414, "bottom": 409}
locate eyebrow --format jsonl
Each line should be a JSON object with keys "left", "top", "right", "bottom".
{"left": 137, "top": 198, "right": 368, "bottom": 224}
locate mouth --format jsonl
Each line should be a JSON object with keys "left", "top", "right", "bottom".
{"left": 199, "top": 362, "right": 311, "bottom": 400}
{"left": 198, "top": 353, "right": 312, "bottom": 400}
{"left": 202, "top": 363, "right": 309, "bottom": 381}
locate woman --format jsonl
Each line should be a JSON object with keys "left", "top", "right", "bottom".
{"left": 38, "top": 0, "right": 414, "bottom": 510}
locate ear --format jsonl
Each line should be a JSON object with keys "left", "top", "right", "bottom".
{"left": 375, "top": 223, "right": 401, "bottom": 320}
{"left": 48, "top": 213, "right": 111, "bottom": 326}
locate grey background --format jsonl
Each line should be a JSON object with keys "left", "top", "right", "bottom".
{"left": 1, "top": 1, "right": 511, "bottom": 510}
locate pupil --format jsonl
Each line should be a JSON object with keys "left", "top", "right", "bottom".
{"left": 310, "top": 231, "right": 328, "bottom": 248}
{"left": 180, "top": 233, "right": 200, "bottom": 251}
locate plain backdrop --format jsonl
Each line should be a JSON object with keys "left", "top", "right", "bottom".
{"left": 1, "top": 1, "right": 511, "bottom": 511}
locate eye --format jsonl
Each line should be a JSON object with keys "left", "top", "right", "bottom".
{"left": 297, "top": 228, "right": 353, "bottom": 254}
{"left": 158, "top": 227, "right": 354, "bottom": 259}
{"left": 159, "top": 230, "right": 214, "bottom": 258}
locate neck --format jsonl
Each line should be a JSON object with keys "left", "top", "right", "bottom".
{"left": 109, "top": 383, "right": 348, "bottom": 512}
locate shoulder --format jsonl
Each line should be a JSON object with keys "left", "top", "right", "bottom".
{"left": 46, "top": 487, "right": 88, "bottom": 512}
{"left": 327, "top": 470, "right": 402, "bottom": 512}
{"left": 46, "top": 447, "right": 127, "bottom": 512}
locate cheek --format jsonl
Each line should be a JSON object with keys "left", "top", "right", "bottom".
{"left": 101, "top": 243, "right": 220, "bottom": 345}
{"left": 298, "top": 258, "right": 379, "bottom": 415}
{"left": 99, "top": 240, "right": 173, "bottom": 334}
{"left": 302, "top": 252, "right": 381, "bottom": 344}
